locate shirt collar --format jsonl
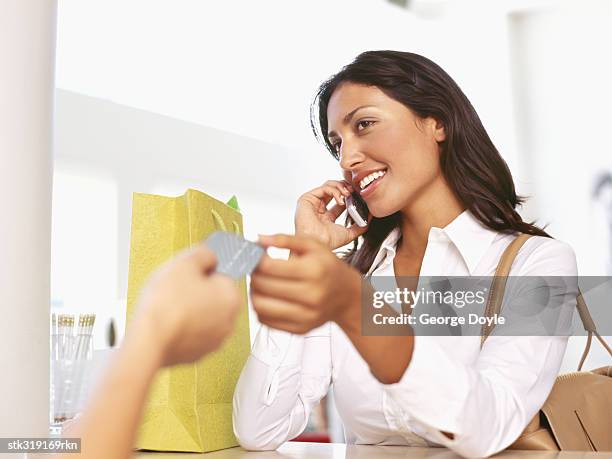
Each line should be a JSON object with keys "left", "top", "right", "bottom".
{"left": 366, "top": 227, "right": 401, "bottom": 276}
{"left": 441, "top": 209, "right": 500, "bottom": 274}
{"left": 368, "top": 209, "right": 500, "bottom": 275}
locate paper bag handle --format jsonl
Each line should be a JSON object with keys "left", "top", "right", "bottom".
{"left": 211, "top": 208, "right": 240, "bottom": 234}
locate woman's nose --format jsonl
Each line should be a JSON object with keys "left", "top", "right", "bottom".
{"left": 339, "top": 141, "right": 365, "bottom": 171}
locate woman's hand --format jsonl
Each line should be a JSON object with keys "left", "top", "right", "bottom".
{"left": 133, "top": 244, "right": 241, "bottom": 367}
{"left": 295, "top": 180, "right": 369, "bottom": 250}
{"left": 250, "top": 234, "right": 362, "bottom": 334}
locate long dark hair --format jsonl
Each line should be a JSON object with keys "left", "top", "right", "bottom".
{"left": 310, "top": 50, "right": 550, "bottom": 274}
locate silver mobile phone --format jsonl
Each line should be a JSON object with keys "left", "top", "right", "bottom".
{"left": 346, "top": 192, "right": 369, "bottom": 227}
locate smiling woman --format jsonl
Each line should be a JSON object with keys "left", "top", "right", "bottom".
{"left": 311, "top": 50, "right": 551, "bottom": 273}
{"left": 233, "top": 50, "right": 579, "bottom": 458}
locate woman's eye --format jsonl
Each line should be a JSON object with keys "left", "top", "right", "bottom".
{"left": 357, "top": 120, "right": 375, "bottom": 131}
{"left": 331, "top": 141, "right": 341, "bottom": 153}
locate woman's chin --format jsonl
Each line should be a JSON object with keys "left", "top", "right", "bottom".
{"left": 368, "top": 205, "right": 397, "bottom": 219}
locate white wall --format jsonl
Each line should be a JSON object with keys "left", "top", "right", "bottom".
{"left": 508, "top": 1, "right": 612, "bottom": 371}
{"left": 55, "top": 0, "right": 519, "bottom": 169}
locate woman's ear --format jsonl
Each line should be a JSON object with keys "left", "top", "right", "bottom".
{"left": 433, "top": 118, "right": 446, "bottom": 142}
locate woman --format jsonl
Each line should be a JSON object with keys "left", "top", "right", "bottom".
{"left": 233, "top": 51, "right": 578, "bottom": 458}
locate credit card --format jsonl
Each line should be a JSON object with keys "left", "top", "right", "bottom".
{"left": 205, "top": 231, "right": 265, "bottom": 279}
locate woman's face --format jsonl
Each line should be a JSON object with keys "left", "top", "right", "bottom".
{"left": 326, "top": 82, "right": 446, "bottom": 218}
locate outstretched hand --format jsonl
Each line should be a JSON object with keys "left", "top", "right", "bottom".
{"left": 250, "top": 234, "right": 362, "bottom": 334}
{"left": 134, "top": 244, "right": 241, "bottom": 366}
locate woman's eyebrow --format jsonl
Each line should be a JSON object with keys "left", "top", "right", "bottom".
{"left": 327, "top": 105, "right": 376, "bottom": 138}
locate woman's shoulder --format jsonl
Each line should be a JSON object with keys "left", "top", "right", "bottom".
{"left": 508, "top": 234, "right": 578, "bottom": 277}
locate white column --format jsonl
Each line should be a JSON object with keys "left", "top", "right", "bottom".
{"left": 0, "top": 0, "right": 57, "bottom": 439}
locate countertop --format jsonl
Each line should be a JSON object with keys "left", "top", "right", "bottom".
{"left": 135, "top": 441, "right": 610, "bottom": 458}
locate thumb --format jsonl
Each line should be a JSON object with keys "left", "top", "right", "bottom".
{"left": 190, "top": 244, "right": 218, "bottom": 273}
{"left": 346, "top": 218, "right": 370, "bottom": 240}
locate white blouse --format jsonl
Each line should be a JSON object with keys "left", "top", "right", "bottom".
{"left": 232, "top": 210, "right": 578, "bottom": 458}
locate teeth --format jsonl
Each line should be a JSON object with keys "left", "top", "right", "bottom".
{"left": 359, "top": 170, "right": 386, "bottom": 190}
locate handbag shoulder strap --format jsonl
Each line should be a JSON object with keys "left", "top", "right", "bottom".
{"left": 480, "top": 233, "right": 612, "bottom": 371}
{"left": 576, "top": 292, "right": 612, "bottom": 370}
{"left": 480, "top": 233, "right": 532, "bottom": 346}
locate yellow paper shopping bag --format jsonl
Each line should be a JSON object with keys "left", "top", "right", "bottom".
{"left": 126, "top": 189, "right": 250, "bottom": 452}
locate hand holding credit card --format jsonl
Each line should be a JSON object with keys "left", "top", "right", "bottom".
{"left": 205, "top": 231, "right": 265, "bottom": 279}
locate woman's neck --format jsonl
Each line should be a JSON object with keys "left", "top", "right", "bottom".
{"left": 397, "top": 179, "right": 465, "bottom": 259}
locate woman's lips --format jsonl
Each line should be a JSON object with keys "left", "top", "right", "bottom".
{"left": 359, "top": 171, "right": 386, "bottom": 198}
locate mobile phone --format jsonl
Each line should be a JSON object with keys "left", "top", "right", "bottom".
{"left": 346, "top": 192, "right": 369, "bottom": 227}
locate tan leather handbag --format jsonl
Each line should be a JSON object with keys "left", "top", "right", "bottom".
{"left": 481, "top": 233, "right": 612, "bottom": 451}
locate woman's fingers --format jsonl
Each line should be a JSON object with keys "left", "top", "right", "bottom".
{"left": 251, "top": 293, "right": 320, "bottom": 329}
{"left": 307, "top": 181, "right": 351, "bottom": 207}
{"left": 320, "top": 186, "right": 345, "bottom": 207}
{"left": 258, "top": 234, "right": 321, "bottom": 255}
{"left": 327, "top": 203, "right": 347, "bottom": 221}
{"left": 321, "top": 180, "right": 351, "bottom": 197}
{"left": 250, "top": 274, "right": 307, "bottom": 303}
{"left": 255, "top": 254, "right": 310, "bottom": 279}
{"left": 324, "top": 180, "right": 351, "bottom": 204}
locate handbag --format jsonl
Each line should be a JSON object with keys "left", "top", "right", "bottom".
{"left": 481, "top": 233, "right": 612, "bottom": 451}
